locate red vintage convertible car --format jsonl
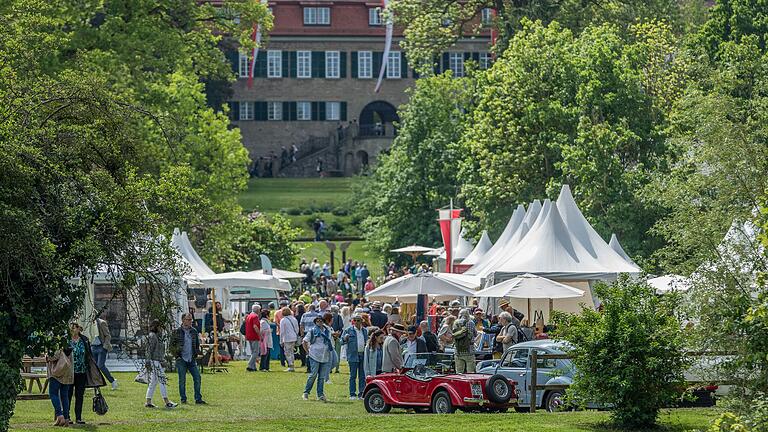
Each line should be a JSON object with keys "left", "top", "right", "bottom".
{"left": 363, "top": 353, "right": 518, "bottom": 414}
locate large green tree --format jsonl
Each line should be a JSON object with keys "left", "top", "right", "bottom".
{"left": 459, "top": 20, "right": 686, "bottom": 261}
{"left": 354, "top": 73, "right": 474, "bottom": 262}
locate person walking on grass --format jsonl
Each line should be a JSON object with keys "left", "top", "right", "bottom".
{"left": 452, "top": 309, "right": 477, "bottom": 373}
{"left": 67, "top": 322, "right": 91, "bottom": 425}
{"left": 342, "top": 315, "right": 368, "bottom": 399}
{"left": 280, "top": 307, "right": 299, "bottom": 372}
{"left": 47, "top": 347, "right": 72, "bottom": 426}
{"left": 170, "top": 313, "right": 206, "bottom": 405}
{"left": 91, "top": 311, "right": 118, "bottom": 390}
{"left": 302, "top": 316, "right": 334, "bottom": 402}
{"left": 145, "top": 320, "right": 178, "bottom": 409}
{"left": 245, "top": 304, "right": 261, "bottom": 372}
{"left": 259, "top": 310, "right": 273, "bottom": 371}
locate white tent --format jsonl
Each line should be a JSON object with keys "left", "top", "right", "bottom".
{"left": 556, "top": 185, "right": 641, "bottom": 273}
{"left": 197, "top": 271, "right": 290, "bottom": 291}
{"left": 466, "top": 200, "right": 541, "bottom": 277}
{"left": 257, "top": 268, "right": 306, "bottom": 280}
{"left": 365, "top": 272, "right": 477, "bottom": 302}
{"left": 460, "top": 230, "right": 493, "bottom": 266}
{"left": 647, "top": 275, "right": 691, "bottom": 294}
{"left": 609, "top": 233, "right": 638, "bottom": 268}
{"left": 471, "top": 205, "right": 526, "bottom": 268}
{"left": 171, "top": 229, "right": 215, "bottom": 284}
{"left": 439, "top": 229, "right": 474, "bottom": 262}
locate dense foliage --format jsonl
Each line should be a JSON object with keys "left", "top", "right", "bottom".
{"left": 216, "top": 213, "right": 302, "bottom": 272}
{"left": 552, "top": 277, "right": 689, "bottom": 429}
{"left": 0, "top": 0, "right": 276, "bottom": 428}
{"left": 353, "top": 73, "right": 474, "bottom": 262}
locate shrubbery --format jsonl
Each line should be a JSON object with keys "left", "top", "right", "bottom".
{"left": 552, "top": 276, "right": 689, "bottom": 429}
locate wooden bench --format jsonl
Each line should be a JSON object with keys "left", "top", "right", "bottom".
{"left": 18, "top": 357, "right": 50, "bottom": 400}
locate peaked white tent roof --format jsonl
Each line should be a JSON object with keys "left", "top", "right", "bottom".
{"left": 477, "top": 204, "right": 526, "bottom": 264}
{"left": 466, "top": 200, "right": 541, "bottom": 277}
{"left": 460, "top": 230, "right": 493, "bottom": 266}
{"left": 439, "top": 229, "right": 474, "bottom": 261}
{"left": 491, "top": 201, "right": 640, "bottom": 279}
{"left": 171, "top": 229, "right": 215, "bottom": 284}
{"left": 609, "top": 234, "right": 638, "bottom": 268}
{"left": 556, "top": 185, "right": 641, "bottom": 273}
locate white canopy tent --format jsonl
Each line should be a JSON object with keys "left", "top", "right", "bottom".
{"left": 609, "top": 233, "right": 638, "bottom": 268}
{"left": 647, "top": 274, "right": 691, "bottom": 294}
{"left": 257, "top": 268, "right": 306, "bottom": 280}
{"left": 460, "top": 230, "right": 493, "bottom": 267}
{"left": 475, "top": 273, "right": 585, "bottom": 323}
{"left": 365, "top": 272, "right": 477, "bottom": 302}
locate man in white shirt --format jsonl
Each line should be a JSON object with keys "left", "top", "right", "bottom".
{"left": 402, "top": 325, "right": 427, "bottom": 355}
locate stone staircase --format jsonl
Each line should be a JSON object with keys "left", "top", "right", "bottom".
{"left": 278, "top": 129, "right": 350, "bottom": 177}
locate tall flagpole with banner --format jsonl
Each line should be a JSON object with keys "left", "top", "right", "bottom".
{"left": 437, "top": 200, "right": 462, "bottom": 273}
{"left": 374, "top": 0, "right": 393, "bottom": 93}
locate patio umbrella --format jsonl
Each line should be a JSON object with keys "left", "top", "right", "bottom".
{"left": 474, "top": 273, "right": 585, "bottom": 321}
{"left": 196, "top": 271, "right": 287, "bottom": 290}
{"left": 391, "top": 245, "right": 436, "bottom": 263}
{"left": 255, "top": 268, "right": 306, "bottom": 280}
{"left": 432, "top": 272, "right": 482, "bottom": 290}
{"left": 365, "top": 272, "right": 476, "bottom": 302}
{"left": 647, "top": 274, "right": 691, "bottom": 294}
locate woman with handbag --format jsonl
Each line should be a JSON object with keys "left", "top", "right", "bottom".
{"left": 145, "top": 320, "right": 178, "bottom": 408}
{"left": 67, "top": 322, "right": 97, "bottom": 425}
{"left": 47, "top": 347, "right": 73, "bottom": 426}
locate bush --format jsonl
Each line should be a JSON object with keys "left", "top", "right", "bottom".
{"left": 552, "top": 276, "right": 689, "bottom": 429}
{"left": 707, "top": 394, "right": 768, "bottom": 431}
{"left": 283, "top": 207, "right": 303, "bottom": 216}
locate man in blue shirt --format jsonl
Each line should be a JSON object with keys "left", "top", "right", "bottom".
{"left": 341, "top": 315, "right": 368, "bottom": 399}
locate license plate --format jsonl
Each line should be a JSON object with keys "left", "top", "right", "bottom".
{"left": 471, "top": 383, "right": 483, "bottom": 396}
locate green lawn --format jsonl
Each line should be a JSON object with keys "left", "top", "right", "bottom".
{"left": 12, "top": 362, "right": 720, "bottom": 432}
{"left": 239, "top": 178, "right": 354, "bottom": 212}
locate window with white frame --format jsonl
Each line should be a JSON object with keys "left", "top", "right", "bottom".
{"left": 369, "top": 7, "right": 382, "bottom": 25}
{"left": 267, "top": 50, "right": 282, "bottom": 78}
{"left": 449, "top": 52, "right": 464, "bottom": 77}
{"left": 239, "top": 102, "right": 254, "bottom": 120}
{"left": 481, "top": 8, "right": 493, "bottom": 26}
{"left": 358, "top": 51, "right": 372, "bottom": 78}
{"left": 297, "top": 102, "right": 311, "bottom": 120}
{"left": 268, "top": 102, "right": 282, "bottom": 120}
{"left": 297, "top": 51, "right": 311, "bottom": 78}
{"left": 386, "top": 51, "right": 401, "bottom": 78}
{"left": 326, "top": 102, "right": 340, "bottom": 121}
{"left": 303, "top": 7, "right": 330, "bottom": 25}
{"left": 325, "top": 51, "right": 340, "bottom": 78}
{"left": 479, "top": 52, "right": 491, "bottom": 70}
{"left": 238, "top": 52, "right": 250, "bottom": 78}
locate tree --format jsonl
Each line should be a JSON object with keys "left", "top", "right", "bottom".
{"left": 353, "top": 73, "right": 474, "bottom": 263}
{"left": 389, "top": 0, "right": 682, "bottom": 69}
{"left": 552, "top": 276, "right": 689, "bottom": 429}
{"left": 459, "top": 20, "right": 685, "bottom": 260}
{"left": 214, "top": 213, "right": 302, "bottom": 272}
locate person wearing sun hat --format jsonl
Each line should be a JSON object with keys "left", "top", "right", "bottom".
{"left": 499, "top": 300, "right": 521, "bottom": 327}
{"left": 381, "top": 323, "right": 406, "bottom": 372}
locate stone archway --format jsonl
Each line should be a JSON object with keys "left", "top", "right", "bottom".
{"left": 359, "top": 100, "right": 399, "bottom": 137}
{"left": 344, "top": 152, "right": 355, "bottom": 175}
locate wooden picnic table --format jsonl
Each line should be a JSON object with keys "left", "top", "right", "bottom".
{"left": 18, "top": 357, "right": 49, "bottom": 400}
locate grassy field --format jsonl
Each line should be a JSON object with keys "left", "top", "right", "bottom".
{"left": 12, "top": 361, "right": 720, "bottom": 432}
{"left": 239, "top": 178, "right": 354, "bottom": 212}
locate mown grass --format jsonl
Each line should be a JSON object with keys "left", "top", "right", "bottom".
{"left": 12, "top": 361, "right": 720, "bottom": 432}
{"left": 239, "top": 178, "right": 354, "bottom": 212}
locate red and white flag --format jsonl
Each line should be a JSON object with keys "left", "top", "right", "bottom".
{"left": 437, "top": 204, "right": 462, "bottom": 273}
{"left": 374, "top": 0, "right": 393, "bottom": 93}
{"left": 247, "top": 0, "right": 269, "bottom": 88}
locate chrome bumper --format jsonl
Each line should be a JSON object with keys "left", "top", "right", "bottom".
{"left": 463, "top": 397, "right": 487, "bottom": 404}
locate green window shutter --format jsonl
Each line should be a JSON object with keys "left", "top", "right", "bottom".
{"left": 401, "top": 54, "right": 408, "bottom": 78}
{"left": 229, "top": 101, "right": 240, "bottom": 121}
{"left": 282, "top": 52, "right": 291, "bottom": 78}
{"left": 339, "top": 52, "right": 347, "bottom": 78}
{"left": 288, "top": 51, "right": 297, "bottom": 78}
{"left": 442, "top": 53, "right": 450, "bottom": 73}
{"left": 255, "top": 102, "right": 268, "bottom": 121}
{"left": 226, "top": 50, "right": 239, "bottom": 74}
{"left": 311, "top": 102, "right": 320, "bottom": 120}
{"left": 340, "top": 102, "right": 347, "bottom": 121}
{"left": 372, "top": 52, "right": 383, "bottom": 78}
{"left": 255, "top": 51, "right": 268, "bottom": 77}
{"left": 312, "top": 51, "right": 326, "bottom": 78}
{"left": 319, "top": 102, "right": 327, "bottom": 121}
{"left": 282, "top": 102, "right": 291, "bottom": 121}
{"left": 289, "top": 102, "right": 297, "bottom": 120}
{"left": 351, "top": 51, "right": 358, "bottom": 78}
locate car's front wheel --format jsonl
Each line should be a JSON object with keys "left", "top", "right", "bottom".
{"left": 431, "top": 390, "right": 455, "bottom": 414}
{"left": 364, "top": 388, "right": 391, "bottom": 414}
{"left": 545, "top": 390, "right": 564, "bottom": 413}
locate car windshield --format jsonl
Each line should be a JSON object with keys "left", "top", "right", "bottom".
{"left": 403, "top": 353, "right": 455, "bottom": 375}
